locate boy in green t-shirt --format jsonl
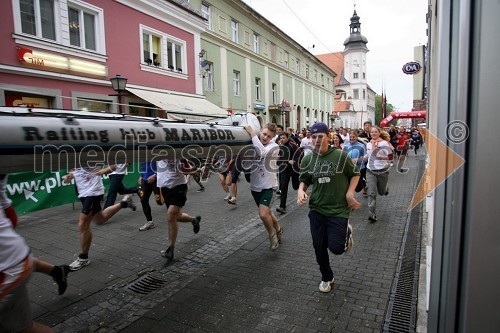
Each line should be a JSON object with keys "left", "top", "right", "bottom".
{"left": 297, "top": 122, "right": 361, "bottom": 293}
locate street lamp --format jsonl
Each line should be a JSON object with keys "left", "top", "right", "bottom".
{"left": 109, "top": 74, "right": 128, "bottom": 114}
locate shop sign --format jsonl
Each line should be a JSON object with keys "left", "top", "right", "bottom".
{"left": 268, "top": 104, "right": 280, "bottom": 111}
{"left": 17, "top": 47, "right": 107, "bottom": 76}
{"left": 280, "top": 99, "right": 291, "bottom": 112}
{"left": 402, "top": 61, "right": 422, "bottom": 75}
{"left": 254, "top": 103, "right": 266, "bottom": 110}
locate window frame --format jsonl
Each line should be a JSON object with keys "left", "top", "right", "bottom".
{"left": 13, "top": 0, "right": 106, "bottom": 60}
{"left": 255, "top": 77, "right": 261, "bottom": 101}
{"left": 67, "top": 2, "right": 98, "bottom": 51}
{"left": 353, "top": 89, "right": 359, "bottom": 100}
{"left": 271, "top": 83, "right": 277, "bottom": 104}
{"left": 140, "top": 24, "right": 187, "bottom": 77}
{"left": 233, "top": 70, "right": 241, "bottom": 96}
{"left": 231, "top": 19, "right": 239, "bottom": 43}
{"left": 353, "top": 72, "right": 359, "bottom": 79}
{"left": 253, "top": 33, "right": 259, "bottom": 53}
{"left": 201, "top": 3, "right": 212, "bottom": 30}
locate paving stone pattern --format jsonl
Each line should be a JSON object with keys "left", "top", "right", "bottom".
{"left": 15, "top": 153, "right": 425, "bottom": 332}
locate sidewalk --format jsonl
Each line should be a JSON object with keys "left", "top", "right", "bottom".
{"left": 16, "top": 153, "right": 425, "bottom": 332}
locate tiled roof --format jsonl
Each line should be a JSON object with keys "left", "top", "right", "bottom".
{"left": 316, "top": 52, "right": 344, "bottom": 86}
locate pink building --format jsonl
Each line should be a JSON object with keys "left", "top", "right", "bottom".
{"left": 0, "top": 0, "right": 226, "bottom": 119}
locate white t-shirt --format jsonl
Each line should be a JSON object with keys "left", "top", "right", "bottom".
{"left": 0, "top": 175, "right": 12, "bottom": 210}
{"left": 109, "top": 163, "right": 128, "bottom": 175}
{"left": 366, "top": 140, "right": 392, "bottom": 171}
{"left": 300, "top": 137, "right": 313, "bottom": 156}
{"left": 72, "top": 168, "right": 105, "bottom": 198}
{"left": 156, "top": 160, "right": 187, "bottom": 189}
{"left": 0, "top": 209, "right": 30, "bottom": 272}
{"left": 249, "top": 136, "right": 279, "bottom": 192}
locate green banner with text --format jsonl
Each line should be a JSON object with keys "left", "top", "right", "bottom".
{"left": 6, "top": 167, "right": 141, "bottom": 215}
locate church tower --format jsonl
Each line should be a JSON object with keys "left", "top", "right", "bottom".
{"left": 342, "top": 8, "right": 373, "bottom": 124}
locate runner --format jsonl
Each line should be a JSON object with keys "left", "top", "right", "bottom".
{"left": 103, "top": 163, "right": 140, "bottom": 209}
{"left": 137, "top": 161, "right": 163, "bottom": 231}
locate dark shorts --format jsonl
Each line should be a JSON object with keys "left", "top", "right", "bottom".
{"left": 160, "top": 184, "right": 188, "bottom": 208}
{"left": 395, "top": 149, "right": 408, "bottom": 156}
{"left": 251, "top": 188, "right": 274, "bottom": 207}
{"left": 80, "top": 195, "right": 103, "bottom": 215}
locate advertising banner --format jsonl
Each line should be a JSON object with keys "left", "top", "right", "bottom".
{"left": 6, "top": 167, "right": 140, "bottom": 215}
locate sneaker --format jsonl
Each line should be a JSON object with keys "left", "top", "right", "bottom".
{"left": 276, "top": 227, "right": 284, "bottom": 244}
{"left": 160, "top": 246, "right": 174, "bottom": 260}
{"left": 276, "top": 190, "right": 282, "bottom": 196}
{"left": 223, "top": 193, "right": 231, "bottom": 201}
{"left": 368, "top": 215, "right": 378, "bottom": 223}
{"left": 345, "top": 224, "right": 353, "bottom": 253}
{"left": 319, "top": 279, "right": 335, "bottom": 293}
{"left": 269, "top": 233, "right": 279, "bottom": 250}
{"left": 69, "top": 257, "right": 90, "bottom": 271}
{"left": 227, "top": 197, "right": 237, "bottom": 205}
{"left": 53, "top": 265, "right": 70, "bottom": 295}
{"left": 196, "top": 187, "right": 205, "bottom": 193}
{"left": 122, "top": 194, "right": 136, "bottom": 211}
{"left": 192, "top": 216, "right": 201, "bottom": 234}
{"left": 139, "top": 221, "right": 156, "bottom": 231}
{"left": 276, "top": 207, "right": 286, "bottom": 214}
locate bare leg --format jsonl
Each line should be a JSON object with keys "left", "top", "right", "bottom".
{"left": 258, "top": 205, "right": 281, "bottom": 237}
{"left": 78, "top": 213, "right": 94, "bottom": 254}
{"left": 166, "top": 205, "right": 194, "bottom": 247}
{"left": 93, "top": 203, "right": 122, "bottom": 224}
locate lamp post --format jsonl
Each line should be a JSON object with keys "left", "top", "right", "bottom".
{"left": 109, "top": 74, "right": 128, "bottom": 114}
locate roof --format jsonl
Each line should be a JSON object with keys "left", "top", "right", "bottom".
{"left": 316, "top": 52, "right": 345, "bottom": 86}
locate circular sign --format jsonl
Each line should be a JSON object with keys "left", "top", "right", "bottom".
{"left": 402, "top": 61, "right": 422, "bottom": 75}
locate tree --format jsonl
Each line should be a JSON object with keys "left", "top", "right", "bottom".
{"left": 375, "top": 94, "right": 394, "bottom": 126}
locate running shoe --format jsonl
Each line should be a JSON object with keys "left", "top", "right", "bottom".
{"left": 223, "top": 193, "right": 231, "bottom": 201}
{"left": 69, "top": 257, "right": 90, "bottom": 271}
{"left": 269, "top": 233, "right": 279, "bottom": 250}
{"left": 139, "top": 221, "right": 156, "bottom": 231}
{"left": 368, "top": 215, "right": 378, "bottom": 223}
{"left": 53, "top": 265, "right": 70, "bottom": 295}
{"left": 196, "top": 187, "right": 205, "bottom": 192}
{"left": 276, "top": 227, "right": 284, "bottom": 244}
{"left": 227, "top": 197, "right": 237, "bottom": 205}
{"left": 276, "top": 207, "right": 286, "bottom": 214}
{"left": 192, "top": 216, "right": 201, "bottom": 234}
{"left": 122, "top": 194, "right": 137, "bottom": 211}
{"left": 161, "top": 246, "right": 174, "bottom": 260}
{"left": 319, "top": 278, "right": 335, "bottom": 293}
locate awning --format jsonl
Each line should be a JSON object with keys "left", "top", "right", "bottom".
{"left": 127, "top": 87, "right": 228, "bottom": 121}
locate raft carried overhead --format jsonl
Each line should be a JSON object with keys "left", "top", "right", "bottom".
{"left": 0, "top": 107, "right": 260, "bottom": 173}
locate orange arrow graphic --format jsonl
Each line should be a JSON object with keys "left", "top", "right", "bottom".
{"left": 409, "top": 129, "right": 465, "bottom": 211}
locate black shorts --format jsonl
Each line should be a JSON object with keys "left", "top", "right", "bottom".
{"left": 160, "top": 184, "right": 188, "bottom": 208}
{"left": 80, "top": 195, "right": 103, "bottom": 215}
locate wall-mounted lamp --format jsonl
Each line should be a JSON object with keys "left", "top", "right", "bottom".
{"left": 199, "top": 49, "right": 206, "bottom": 58}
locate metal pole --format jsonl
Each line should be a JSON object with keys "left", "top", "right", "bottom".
{"left": 117, "top": 93, "right": 123, "bottom": 114}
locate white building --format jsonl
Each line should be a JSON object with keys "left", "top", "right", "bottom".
{"left": 316, "top": 9, "right": 376, "bottom": 129}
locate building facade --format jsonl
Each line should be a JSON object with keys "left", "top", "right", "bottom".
{"left": 189, "top": 0, "right": 337, "bottom": 130}
{"left": 316, "top": 9, "right": 376, "bottom": 129}
{"left": 0, "top": 0, "right": 226, "bottom": 120}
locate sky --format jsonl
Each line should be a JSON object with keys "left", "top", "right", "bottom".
{"left": 241, "top": 0, "right": 428, "bottom": 111}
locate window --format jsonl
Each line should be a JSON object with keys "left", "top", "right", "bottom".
{"left": 143, "top": 31, "right": 162, "bottom": 67}
{"left": 253, "top": 33, "right": 259, "bottom": 53}
{"left": 270, "top": 43, "right": 276, "bottom": 62}
{"left": 76, "top": 98, "right": 111, "bottom": 112}
{"left": 284, "top": 51, "right": 289, "bottom": 69}
{"left": 353, "top": 89, "right": 359, "bottom": 99}
{"left": 353, "top": 72, "right": 359, "bottom": 79}
{"left": 201, "top": 3, "right": 212, "bottom": 30}
{"left": 363, "top": 89, "right": 366, "bottom": 100}
{"left": 305, "top": 65, "right": 309, "bottom": 79}
{"left": 321, "top": 73, "right": 324, "bottom": 86}
{"left": 271, "top": 83, "right": 277, "bottom": 104}
{"left": 231, "top": 19, "right": 239, "bottom": 43}
{"left": 233, "top": 70, "right": 240, "bottom": 96}
{"left": 19, "top": 0, "right": 56, "bottom": 40}
{"left": 15, "top": 0, "right": 105, "bottom": 55}
{"left": 141, "top": 25, "right": 186, "bottom": 74}
{"left": 363, "top": 72, "right": 366, "bottom": 79}
{"left": 314, "top": 70, "right": 317, "bottom": 82}
{"left": 68, "top": 5, "right": 97, "bottom": 50}
{"left": 255, "top": 77, "right": 261, "bottom": 100}
{"left": 296, "top": 59, "right": 300, "bottom": 74}
{"left": 204, "top": 62, "right": 214, "bottom": 91}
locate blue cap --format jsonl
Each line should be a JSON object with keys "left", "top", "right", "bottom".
{"left": 310, "top": 122, "right": 329, "bottom": 134}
